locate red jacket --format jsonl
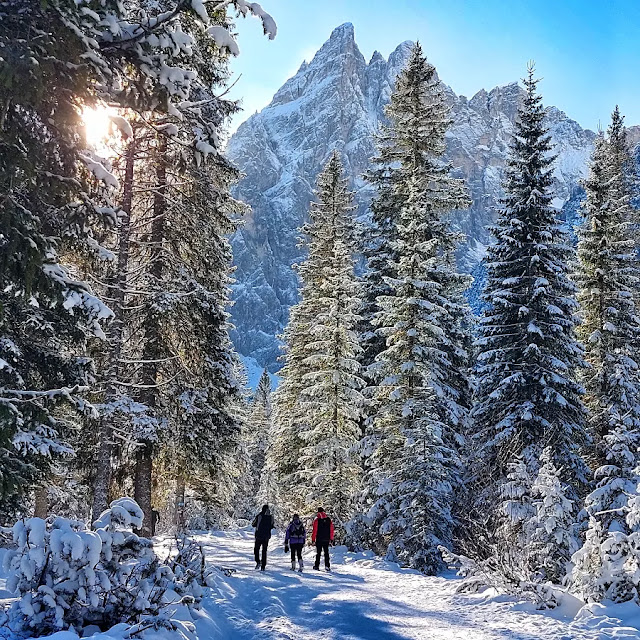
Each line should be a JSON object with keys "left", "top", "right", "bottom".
{"left": 311, "top": 512, "right": 334, "bottom": 543}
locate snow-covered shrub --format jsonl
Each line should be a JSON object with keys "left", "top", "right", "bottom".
{"left": 527, "top": 449, "right": 578, "bottom": 584}
{"left": 164, "top": 536, "right": 208, "bottom": 594}
{"left": 3, "top": 498, "right": 202, "bottom": 637}
{"left": 571, "top": 479, "right": 640, "bottom": 604}
{"left": 439, "top": 545, "right": 565, "bottom": 608}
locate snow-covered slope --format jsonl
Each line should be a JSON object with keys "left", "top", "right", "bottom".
{"left": 227, "top": 23, "right": 638, "bottom": 371}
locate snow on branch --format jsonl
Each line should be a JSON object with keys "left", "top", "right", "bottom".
{"left": 78, "top": 152, "right": 119, "bottom": 189}
{"left": 206, "top": 26, "right": 240, "bottom": 56}
{"left": 235, "top": 0, "right": 277, "bottom": 39}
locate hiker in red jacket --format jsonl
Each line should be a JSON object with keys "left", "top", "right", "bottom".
{"left": 311, "top": 507, "right": 334, "bottom": 571}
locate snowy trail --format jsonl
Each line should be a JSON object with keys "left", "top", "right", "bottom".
{"left": 186, "top": 531, "right": 640, "bottom": 640}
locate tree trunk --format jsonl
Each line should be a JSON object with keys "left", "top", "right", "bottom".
{"left": 134, "top": 442, "right": 154, "bottom": 536}
{"left": 174, "top": 467, "right": 186, "bottom": 531}
{"left": 134, "top": 134, "right": 167, "bottom": 537}
{"left": 92, "top": 134, "right": 136, "bottom": 523}
{"left": 34, "top": 486, "right": 47, "bottom": 519}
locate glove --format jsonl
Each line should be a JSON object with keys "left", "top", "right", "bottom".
{"left": 284, "top": 544, "right": 289, "bottom": 553}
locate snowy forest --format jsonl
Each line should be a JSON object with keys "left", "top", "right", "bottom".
{"left": 2, "top": 1, "right": 640, "bottom": 639}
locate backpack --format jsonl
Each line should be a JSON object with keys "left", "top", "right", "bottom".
{"left": 315, "top": 516, "right": 332, "bottom": 542}
{"left": 290, "top": 520, "right": 305, "bottom": 538}
{"left": 255, "top": 513, "right": 273, "bottom": 539}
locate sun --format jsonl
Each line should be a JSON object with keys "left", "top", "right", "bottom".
{"left": 81, "top": 104, "right": 115, "bottom": 147}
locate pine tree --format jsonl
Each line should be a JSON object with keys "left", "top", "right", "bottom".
{"left": 242, "top": 369, "right": 273, "bottom": 510}
{"left": 527, "top": 448, "right": 577, "bottom": 583}
{"left": 575, "top": 114, "right": 640, "bottom": 472}
{"left": 570, "top": 109, "right": 640, "bottom": 602}
{"left": 274, "top": 152, "right": 364, "bottom": 524}
{"left": 257, "top": 425, "right": 281, "bottom": 514}
{"left": 78, "top": 0, "right": 276, "bottom": 531}
{"left": 297, "top": 152, "right": 364, "bottom": 527}
{"left": 0, "top": 0, "right": 118, "bottom": 518}
{"left": 471, "top": 66, "right": 588, "bottom": 519}
{"left": 251, "top": 369, "right": 273, "bottom": 472}
{"left": 359, "top": 44, "right": 471, "bottom": 572}
{"left": 165, "top": 159, "right": 245, "bottom": 531}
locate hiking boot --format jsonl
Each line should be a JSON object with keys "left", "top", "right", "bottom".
{"left": 298, "top": 560, "right": 304, "bottom": 573}
{"left": 291, "top": 561, "right": 296, "bottom": 571}
{"left": 313, "top": 565, "right": 320, "bottom": 571}
{"left": 260, "top": 566, "right": 265, "bottom": 572}
{"left": 325, "top": 567, "right": 331, "bottom": 572}
{"left": 255, "top": 562, "right": 260, "bottom": 570}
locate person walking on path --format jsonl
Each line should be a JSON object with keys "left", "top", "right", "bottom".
{"left": 284, "top": 513, "right": 306, "bottom": 572}
{"left": 311, "top": 507, "right": 334, "bottom": 571}
{"left": 252, "top": 504, "right": 274, "bottom": 571}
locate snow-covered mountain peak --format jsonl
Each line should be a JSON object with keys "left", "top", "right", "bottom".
{"left": 326, "top": 21, "right": 356, "bottom": 44}
{"left": 227, "top": 24, "right": 629, "bottom": 372}
{"left": 387, "top": 40, "right": 414, "bottom": 71}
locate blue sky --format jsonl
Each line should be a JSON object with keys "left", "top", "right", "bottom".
{"left": 227, "top": 0, "right": 640, "bottom": 134}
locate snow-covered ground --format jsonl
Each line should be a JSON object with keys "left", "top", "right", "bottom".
{"left": 1, "top": 531, "right": 639, "bottom": 640}
{"left": 191, "top": 530, "right": 640, "bottom": 640}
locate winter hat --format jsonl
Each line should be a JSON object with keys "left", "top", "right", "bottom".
{"left": 293, "top": 513, "right": 300, "bottom": 521}
{"left": 317, "top": 507, "right": 325, "bottom": 513}
{"left": 261, "top": 504, "right": 269, "bottom": 514}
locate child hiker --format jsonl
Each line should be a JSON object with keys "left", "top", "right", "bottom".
{"left": 284, "top": 513, "right": 306, "bottom": 572}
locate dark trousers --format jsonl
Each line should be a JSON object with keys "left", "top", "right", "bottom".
{"left": 314, "top": 542, "right": 330, "bottom": 569}
{"left": 254, "top": 538, "right": 269, "bottom": 569}
{"left": 290, "top": 543, "right": 303, "bottom": 562}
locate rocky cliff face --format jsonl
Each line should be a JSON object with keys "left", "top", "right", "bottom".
{"left": 227, "top": 23, "right": 638, "bottom": 372}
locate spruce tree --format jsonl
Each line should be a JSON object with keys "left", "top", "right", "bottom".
{"left": 297, "top": 152, "right": 364, "bottom": 527}
{"left": 274, "top": 152, "right": 364, "bottom": 523}
{"left": 471, "top": 66, "right": 588, "bottom": 518}
{"left": 527, "top": 448, "right": 577, "bottom": 583}
{"left": 360, "top": 44, "right": 471, "bottom": 572}
{"left": 0, "top": 0, "right": 117, "bottom": 517}
{"left": 243, "top": 369, "right": 273, "bottom": 509}
{"left": 575, "top": 116, "right": 640, "bottom": 472}
{"left": 571, "top": 109, "right": 640, "bottom": 601}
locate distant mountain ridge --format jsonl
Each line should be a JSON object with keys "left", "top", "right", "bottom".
{"left": 227, "top": 22, "right": 640, "bottom": 372}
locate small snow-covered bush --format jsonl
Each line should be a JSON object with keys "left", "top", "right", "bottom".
{"left": 570, "top": 483, "right": 640, "bottom": 604}
{"left": 2, "top": 498, "right": 202, "bottom": 637}
{"left": 438, "top": 545, "right": 565, "bottom": 609}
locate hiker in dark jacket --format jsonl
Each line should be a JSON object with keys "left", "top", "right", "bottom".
{"left": 311, "top": 507, "right": 334, "bottom": 571}
{"left": 284, "top": 514, "right": 306, "bottom": 572}
{"left": 252, "top": 504, "right": 274, "bottom": 571}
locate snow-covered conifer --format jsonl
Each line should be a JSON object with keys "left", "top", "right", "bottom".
{"left": 570, "top": 108, "right": 640, "bottom": 601}
{"left": 471, "top": 67, "right": 588, "bottom": 519}
{"left": 574, "top": 114, "right": 640, "bottom": 471}
{"left": 358, "top": 44, "right": 471, "bottom": 572}
{"left": 527, "top": 448, "right": 577, "bottom": 583}
{"left": 250, "top": 369, "right": 273, "bottom": 480}
{"left": 235, "top": 369, "right": 274, "bottom": 515}
{"left": 275, "top": 152, "right": 364, "bottom": 525}
{"left": 0, "top": 0, "right": 118, "bottom": 517}
{"left": 499, "top": 457, "right": 534, "bottom": 547}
